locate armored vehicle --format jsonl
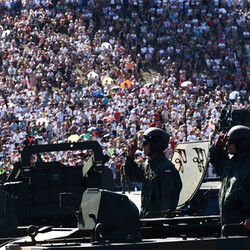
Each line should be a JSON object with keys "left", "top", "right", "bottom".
{"left": 0, "top": 138, "right": 249, "bottom": 250}
{"left": 0, "top": 141, "right": 113, "bottom": 239}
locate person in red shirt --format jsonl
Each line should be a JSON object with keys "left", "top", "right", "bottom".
{"left": 149, "top": 118, "right": 158, "bottom": 127}
{"left": 114, "top": 109, "right": 121, "bottom": 123}
{"left": 169, "top": 136, "right": 177, "bottom": 151}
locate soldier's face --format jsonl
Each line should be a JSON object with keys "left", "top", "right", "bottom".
{"left": 227, "top": 139, "right": 237, "bottom": 155}
{"left": 142, "top": 142, "right": 151, "bottom": 156}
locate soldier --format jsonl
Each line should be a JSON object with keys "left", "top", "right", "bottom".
{"left": 119, "top": 156, "right": 131, "bottom": 194}
{"left": 0, "top": 162, "right": 6, "bottom": 184}
{"left": 124, "top": 127, "right": 182, "bottom": 218}
{"left": 209, "top": 125, "right": 250, "bottom": 235}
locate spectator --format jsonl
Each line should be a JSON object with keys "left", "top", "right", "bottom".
{"left": 0, "top": 0, "right": 247, "bottom": 188}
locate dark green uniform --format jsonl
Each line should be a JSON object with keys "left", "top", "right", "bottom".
{"left": 125, "top": 152, "right": 182, "bottom": 218}
{"left": 209, "top": 144, "right": 250, "bottom": 225}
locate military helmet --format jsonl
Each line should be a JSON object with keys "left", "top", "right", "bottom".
{"left": 228, "top": 125, "right": 250, "bottom": 153}
{"left": 228, "top": 125, "right": 250, "bottom": 140}
{"left": 142, "top": 127, "right": 169, "bottom": 153}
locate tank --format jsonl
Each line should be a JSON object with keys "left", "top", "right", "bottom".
{"left": 0, "top": 140, "right": 249, "bottom": 250}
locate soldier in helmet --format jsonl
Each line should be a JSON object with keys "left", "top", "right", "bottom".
{"left": 124, "top": 127, "right": 182, "bottom": 218}
{"left": 209, "top": 125, "right": 250, "bottom": 235}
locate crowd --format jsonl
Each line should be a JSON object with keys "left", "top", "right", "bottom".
{"left": 0, "top": 0, "right": 249, "bottom": 187}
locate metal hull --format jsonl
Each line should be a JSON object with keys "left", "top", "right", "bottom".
{"left": 5, "top": 235, "right": 250, "bottom": 250}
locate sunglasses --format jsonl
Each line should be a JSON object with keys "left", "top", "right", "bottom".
{"left": 227, "top": 139, "right": 235, "bottom": 144}
{"left": 142, "top": 140, "right": 150, "bottom": 145}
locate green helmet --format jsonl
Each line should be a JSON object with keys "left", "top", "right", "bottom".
{"left": 228, "top": 125, "right": 250, "bottom": 153}
{"left": 143, "top": 127, "right": 169, "bottom": 153}
{"left": 228, "top": 125, "right": 250, "bottom": 140}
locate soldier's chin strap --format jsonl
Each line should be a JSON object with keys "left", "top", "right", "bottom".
{"left": 234, "top": 151, "right": 248, "bottom": 159}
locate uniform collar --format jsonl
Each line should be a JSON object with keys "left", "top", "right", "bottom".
{"left": 148, "top": 152, "right": 165, "bottom": 168}
{"left": 232, "top": 152, "right": 250, "bottom": 164}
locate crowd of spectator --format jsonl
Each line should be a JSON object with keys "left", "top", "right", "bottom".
{"left": 0, "top": 0, "right": 249, "bottom": 187}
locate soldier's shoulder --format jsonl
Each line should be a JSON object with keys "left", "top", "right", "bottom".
{"left": 159, "top": 157, "right": 176, "bottom": 171}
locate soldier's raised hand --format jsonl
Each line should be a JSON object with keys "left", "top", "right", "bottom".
{"left": 128, "top": 138, "right": 137, "bottom": 158}
{"left": 216, "top": 133, "right": 227, "bottom": 147}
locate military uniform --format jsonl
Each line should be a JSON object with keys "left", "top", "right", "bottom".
{"left": 209, "top": 144, "right": 250, "bottom": 225}
{"left": 125, "top": 152, "right": 182, "bottom": 218}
